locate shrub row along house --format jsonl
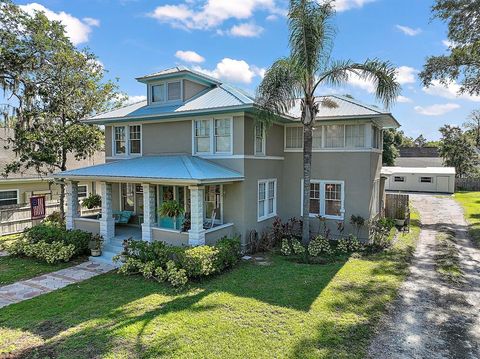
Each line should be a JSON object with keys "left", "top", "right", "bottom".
{"left": 55, "top": 66, "right": 399, "bottom": 263}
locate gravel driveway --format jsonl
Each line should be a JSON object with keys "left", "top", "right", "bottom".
{"left": 368, "top": 194, "right": 480, "bottom": 359}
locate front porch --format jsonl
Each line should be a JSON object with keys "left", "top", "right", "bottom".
{"left": 59, "top": 155, "right": 243, "bottom": 248}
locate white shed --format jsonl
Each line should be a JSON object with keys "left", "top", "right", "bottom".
{"left": 382, "top": 166, "right": 456, "bottom": 194}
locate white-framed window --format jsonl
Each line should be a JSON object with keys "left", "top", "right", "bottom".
{"left": 151, "top": 81, "right": 182, "bottom": 104}
{"left": 302, "top": 180, "right": 345, "bottom": 220}
{"left": 345, "top": 124, "right": 365, "bottom": 148}
{"left": 324, "top": 125, "right": 345, "bottom": 148}
{"left": 0, "top": 189, "right": 18, "bottom": 206}
{"left": 214, "top": 119, "right": 232, "bottom": 153}
{"left": 204, "top": 185, "right": 223, "bottom": 224}
{"left": 312, "top": 127, "right": 322, "bottom": 149}
{"left": 78, "top": 185, "right": 88, "bottom": 198}
{"left": 258, "top": 179, "right": 277, "bottom": 221}
{"left": 420, "top": 177, "right": 433, "bottom": 183}
{"left": 255, "top": 121, "right": 266, "bottom": 155}
{"left": 113, "top": 125, "right": 142, "bottom": 156}
{"left": 285, "top": 126, "right": 303, "bottom": 149}
{"left": 394, "top": 176, "right": 405, "bottom": 182}
{"left": 193, "top": 118, "right": 233, "bottom": 155}
{"left": 372, "top": 126, "right": 381, "bottom": 149}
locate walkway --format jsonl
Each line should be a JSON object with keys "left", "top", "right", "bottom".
{"left": 0, "top": 261, "right": 114, "bottom": 309}
{"left": 368, "top": 194, "right": 480, "bottom": 359}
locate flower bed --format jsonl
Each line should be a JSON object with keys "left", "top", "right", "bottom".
{"left": 115, "top": 237, "right": 241, "bottom": 287}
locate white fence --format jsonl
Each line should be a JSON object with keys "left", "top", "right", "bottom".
{"left": 0, "top": 201, "right": 100, "bottom": 235}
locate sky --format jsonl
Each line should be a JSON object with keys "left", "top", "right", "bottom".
{"left": 13, "top": 0, "right": 480, "bottom": 140}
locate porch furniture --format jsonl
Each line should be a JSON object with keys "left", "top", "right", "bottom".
{"left": 113, "top": 210, "right": 134, "bottom": 224}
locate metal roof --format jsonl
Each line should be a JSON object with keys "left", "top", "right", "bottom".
{"left": 382, "top": 166, "right": 456, "bottom": 175}
{"left": 54, "top": 155, "right": 244, "bottom": 184}
{"left": 136, "top": 66, "right": 221, "bottom": 85}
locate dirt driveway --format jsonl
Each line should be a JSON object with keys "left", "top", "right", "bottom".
{"left": 368, "top": 194, "right": 480, "bottom": 359}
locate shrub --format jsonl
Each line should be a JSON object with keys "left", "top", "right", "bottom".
{"left": 44, "top": 211, "right": 65, "bottom": 226}
{"left": 10, "top": 240, "right": 75, "bottom": 264}
{"left": 307, "top": 236, "right": 333, "bottom": 256}
{"left": 337, "top": 235, "right": 363, "bottom": 254}
{"left": 366, "top": 219, "right": 395, "bottom": 252}
{"left": 280, "top": 238, "right": 292, "bottom": 256}
{"left": 116, "top": 237, "right": 241, "bottom": 287}
{"left": 291, "top": 238, "right": 306, "bottom": 255}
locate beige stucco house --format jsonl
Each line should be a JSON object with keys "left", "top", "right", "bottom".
{"left": 55, "top": 66, "right": 399, "bottom": 263}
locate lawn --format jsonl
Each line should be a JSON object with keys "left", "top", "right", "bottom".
{"left": 0, "top": 213, "right": 420, "bottom": 359}
{"left": 454, "top": 191, "right": 480, "bottom": 244}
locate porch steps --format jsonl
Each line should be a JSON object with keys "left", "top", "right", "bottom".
{"left": 89, "top": 239, "right": 125, "bottom": 268}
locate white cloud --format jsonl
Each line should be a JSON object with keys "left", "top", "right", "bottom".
{"left": 423, "top": 80, "right": 480, "bottom": 102}
{"left": 149, "top": 0, "right": 277, "bottom": 31}
{"left": 414, "top": 103, "right": 460, "bottom": 116}
{"left": 252, "top": 65, "right": 266, "bottom": 78}
{"left": 266, "top": 14, "right": 278, "bottom": 21}
{"left": 442, "top": 39, "right": 454, "bottom": 48}
{"left": 396, "top": 25, "right": 422, "bottom": 36}
{"left": 396, "top": 66, "right": 417, "bottom": 85}
{"left": 125, "top": 95, "right": 147, "bottom": 105}
{"left": 175, "top": 50, "right": 205, "bottom": 63}
{"left": 397, "top": 95, "right": 412, "bottom": 103}
{"left": 194, "top": 58, "right": 263, "bottom": 84}
{"left": 19, "top": 3, "right": 99, "bottom": 45}
{"left": 346, "top": 73, "right": 375, "bottom": 93}
{"left": 334, "top": 0, "right": 376, "bottom": 12}
{"left": 229, "top": 22, "right": 264, "bottom": 37}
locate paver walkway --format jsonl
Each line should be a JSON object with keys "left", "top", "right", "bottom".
{"left": 368, "top": 194, "right": 480, "bottom": 359}
{"left": 0, "top": 261, "right": 114, "bottom": 309}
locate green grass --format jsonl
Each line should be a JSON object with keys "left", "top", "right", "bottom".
{"left": 454, "top": 191, "right": 480, "bottom": 245}
{"left": 0, "top": 256, "right": 86, "bottom": 286}
{"left": 0, "top": 215, "right": 421, "bottom": 359}
{"left": 435, "top": 231, "right": 463, "bottom": 283}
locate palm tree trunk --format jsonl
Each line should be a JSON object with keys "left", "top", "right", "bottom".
{"left": 302, "top": 122, "right": 313, "bottom": 245}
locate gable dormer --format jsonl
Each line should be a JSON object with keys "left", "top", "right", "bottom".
{"left": 136, "top": 66, "right": 220, "bottom": 107}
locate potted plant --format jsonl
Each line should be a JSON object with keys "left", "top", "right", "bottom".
{"left": 159, "top": 200, "right": 184, "bottom": 230}
{"left": 395, "top": 206, "right": 406, "bottom": 227}
{"left": 82, "top": 193, "right": 102, "bottom": 209}
{"left": 90, "top": 234, "right": 103, "bottom": 256}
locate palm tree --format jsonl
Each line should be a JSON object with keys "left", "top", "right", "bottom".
{"left": 256, "top": 0, "right": 400, "bottom": 244}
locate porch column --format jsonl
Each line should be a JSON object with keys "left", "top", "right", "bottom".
{"left": 65, "top": 181, "right": 79, "bottom": 230}
{"left": 142, "top": 183, "right": 155, "bottom": 242}
{"left": 100, "top": 182, "right": 115, "bottom": 241}
{"left": 188, "top": 185, "right": 205, "bottom": 246}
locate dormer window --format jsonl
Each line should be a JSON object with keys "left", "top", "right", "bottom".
{"left": 150, "top": 81, "right": 182, "bottom": 104}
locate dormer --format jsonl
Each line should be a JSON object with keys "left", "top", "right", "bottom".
{"left": 136, "top": 66, "right": 221, "bottom": 107}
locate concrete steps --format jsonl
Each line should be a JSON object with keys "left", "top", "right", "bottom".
{"left": 89, "top": 239, "right": 125, "bottom": 267}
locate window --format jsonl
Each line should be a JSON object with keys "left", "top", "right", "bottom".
{"left": 113, "top": 125, "right": 142, "bottom": 156}
{"left": 255, "top": 122, "right": 265, "bottom": 155}
{"left": 420, "top": 177, "right": 433, "bottom": 183}
{"left": 372, "top": 126, "right": 381, "bottom": 149}
{"left": 205, "top": 185, "right": 222, "bottom": 223}
{"left": 286, "top": 126, "right": 303, "bottom": 149}
{"left": 325, "top": 125, "right": 345, "bottom": 148}
{"left": 345, "top": 124, "right": 365, "bottom": 147}
{"left": 214, "top": 119, "right": 231, "bottom": 153}
{"left": 114, "top": 126, "right": 126, "bottom": 155}
{"left": 258, "top": 179, "right": 277, "bottom": 221}
{"left": 78, "top": 185, "right": 88, "bottom": 198}
{"left": 129, "top": 125, "right": 141, "bottom": 154}
{"left": 394, "top": 176, "right": 405, "bottom": 182}
{"left": 194, "top": 118, "right": 232, "bottom": 155}
{"left": 167, "top": 81, "right": 181, "bottom": 101}
{"left": 121, "top": 183, "right": 135, "bottom": 212}
{"left": 304, "top": 180, "right": 344, "bottom": 219}
{"left": 312, "top": 127, "right": 322, "bottom": 149}
{"left": 0, "top": 190, "right": 18, "bottom": 206}
{"left": 151, "top": 84, "right": 165, "bottom": 103}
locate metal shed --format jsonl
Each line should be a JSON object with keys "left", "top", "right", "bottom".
{"left": 382, "top": 166, "right": 456, "bottom": 194}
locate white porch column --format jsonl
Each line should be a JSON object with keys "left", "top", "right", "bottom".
{"left": 188, "top": 185, "right": 205, "bottom": 246}
{"left": 66, "top": 181, "right": 79, "bottom": 230}
{"left": 100, "top": 182, "right": 115, "bottom": 241}
{"left": 142, "top": 183, "right": 156, "bottom": 242}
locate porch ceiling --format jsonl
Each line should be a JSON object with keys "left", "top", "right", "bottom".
{"left": 54, "top": 155, "right": 244, "bottom": 184}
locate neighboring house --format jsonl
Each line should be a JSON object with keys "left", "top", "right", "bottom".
{"left": 0, "top": 128, "right": 104, "bottom": 207}
{"left": 395, "top": 147, "right": 444, "bottom": 167}
{"left": 382, "top": 166, "right": 455, "bottom": 194}
{"left": 55, "top": 66, "right": 399, "bottom": 261}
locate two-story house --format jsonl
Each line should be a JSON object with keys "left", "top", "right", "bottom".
{"left": 56, "top": 66, "right": 399, "bottom": 263}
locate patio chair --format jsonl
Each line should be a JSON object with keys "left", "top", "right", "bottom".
{"left": 113, "top": 210, "right": 134, "bottom": 224}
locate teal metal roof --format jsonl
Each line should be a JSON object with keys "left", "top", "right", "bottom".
{"left": 55, "top": 155, "right": 244, "bottom": 184}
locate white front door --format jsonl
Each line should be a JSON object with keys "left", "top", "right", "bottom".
{"left": 436, "top": 176, "right": 449, "bottom": 193}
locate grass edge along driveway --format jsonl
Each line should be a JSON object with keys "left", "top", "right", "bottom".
{"left": 454, "top": 191, "right": 480, "bottom": 245}
{"left": 0, "top": 212, "right": 420, "bottom": 359}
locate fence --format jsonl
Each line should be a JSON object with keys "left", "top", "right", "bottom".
{"left": 455, "top": 178, "right": 480, "bottom": 191}
{"left": 0, "top": 201, "right": 100, "bottom": 235}
{"left": 385, "top": 193, "right": 409, "bottom": 220}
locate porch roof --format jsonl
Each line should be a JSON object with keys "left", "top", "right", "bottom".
{"left": 54, "top": 155, "right": 244, "bottom": 184}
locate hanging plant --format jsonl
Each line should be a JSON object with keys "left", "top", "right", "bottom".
{"left": 82, "top": 193, "right": 102, "bottom": 209}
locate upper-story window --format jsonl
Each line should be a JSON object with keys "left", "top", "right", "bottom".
{"left": 255, "top": 122, "right": 265, "bottom": 155}
{"left": 324, "top": 125, "right": 344, "bottom": 148}
{"left": 372, "top": 126, "right": 381, "bottom": 149}
{"left": 346, "top": 124, "right": 365, "bottom": 148}
{"left": 113, "top": 125, "right": 142, "bottom": 156}
{"left": 286, "top": 126, "right": 303, "bottom": 149}
{"left": 194, "top": 118, "right": 232, "bottom": 155}
{"left": 151, "top": 81, "right": 182, "bottom": 104}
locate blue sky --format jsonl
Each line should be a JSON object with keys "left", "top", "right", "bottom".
{"left": 14, "top": 0, "right": 480, "bottom": 140}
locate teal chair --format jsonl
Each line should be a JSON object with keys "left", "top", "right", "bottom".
{"left": 113, "top": 210, "right": 134, "bottom": 224}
